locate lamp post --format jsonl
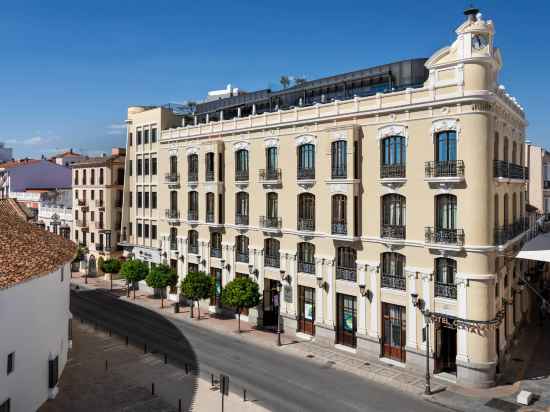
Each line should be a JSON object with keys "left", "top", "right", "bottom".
{"left": 276, "top": 280, "right": 282, "bottom": 347}
{"left": 411, "top": 293, "right": 432, "bottom": 396}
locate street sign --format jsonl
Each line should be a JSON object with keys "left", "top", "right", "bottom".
{"left": 220, "top": 374, "right": 229, "bottom": 396}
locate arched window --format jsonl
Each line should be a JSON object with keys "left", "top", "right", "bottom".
{"left": 298, "top": 193, "right": 315, "bottom": 231}
{"left": 188, "top": 154, "right": 199, "bottom": 181}
{"left": 206, "top": 193, "right": 215, "bottom": 222}
{"left": 235, "top": 235, "right": 249, "bottom": 262}
{"left": 336, "top": 247, "right": 357, "bottom": 281}
{"left": 235, "top": 149, "right": 249, "bottom": 181}
{"left": 205, "top": 152, "right": 215, "bottom": 181}
{"left": 380, "top": 136, "right": 406, "bottom": 178}
{"left": 188, "top": 230, "right": 199, "bottom": 254}
{"left": 236, "top": 192, "right": 249, "bottom": 225}
{"left": 435, "top": 131, "right": 457, "bottom": 161}
{"left": 210, "top": 232, "right": 222, "bottom": 257}
{"left": 297, "top": 242, "right": 315, "bottom": 274}
{"left": 331, "top": 140, "right": 347, "bottom": 178}
{"left": 264, "top": 238, "right": 280, "bottom": 268}
{"left": 169, "top": 227, "right": 178, "bottom": 250}
{"left": 434, "top": 258, "right": 457, "bottom": 299}
{"left": 381, "top": 252, "right": 405, "bottom": 290}
{"left": 512, "top": 193, "right": 517, "bottom": 222}
{"left": 297, "top": 144, "right": 315, "bottom": 179}
{"left": 188, "top": 191, "right": 198, "bottom": 221}
{"left": 381, "top": 194, "right": 406, "bottom": 239}
{"left": 331, "top": 194, "right": 347, "bottom": 235}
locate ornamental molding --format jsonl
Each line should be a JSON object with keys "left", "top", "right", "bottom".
{"left": 331, "top": 131, "right": 347, "bottom": 141}
{"left": 377, "top": 124, "right": 408, "bottom": 141}
{"left": 431, "top": 118, "right": 461, "bottom": 142}
{"left": 168, "top": 148, "right": 178, "bottom": 157}
{"left": 295, "top": 134, "right": 317, "bottom": 146}
{"left": 297, "top": 181, "right": 315, "bottom": 191}
{"left": 185, "top": 146, "right": 199, "bottom": 156}
{"left": 233, "top": 141, "right": 250, "bottom": 151}
{"left": 328, "top": 183, "right": 347, "bottom": 195}
{"left": 264, "top": 138, "right": 279, "bottom": 148}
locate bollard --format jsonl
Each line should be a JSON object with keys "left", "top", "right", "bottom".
{"left": 151, "top": 383, "right": 155, "bottom": 395}
{"left": 243, "top": 389, "right": 247, "bottom": 402}
{"left": 164, "top": 354, "right": 167, "bottom": 364}
{"left": 178, "top": 398, "right": 182, "bottom": 412}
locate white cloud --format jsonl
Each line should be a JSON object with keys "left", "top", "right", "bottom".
{"left": 107, "top": 123, "right": 127, "bottom": 135}
{"left": 3, "top": 136, "right": 48, "bottom": 146}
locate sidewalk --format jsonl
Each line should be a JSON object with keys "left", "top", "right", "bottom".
{"left": 71, "top": 273, "right": 550, "bottom": 411}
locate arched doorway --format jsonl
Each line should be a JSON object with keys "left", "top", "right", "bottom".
{"left": 88, "top": 255, "right": 97, "bottom": 277}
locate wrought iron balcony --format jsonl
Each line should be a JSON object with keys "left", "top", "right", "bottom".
{"left": 297, "top": 218, "right": 315, "bottom": 232}
{"left": 164, "top": 172, "right": 179, "bottom": 184}
{"left": 205, "top": 170, "right": 215, "bottom": 181}
{"left": 493, "top": 160, "right": 528, "bottom": 180}
{"left": 264, "top": 255, "right": 280, "bottom": 268}
{"left": 206, "top": 212, "right": 215, "bottom": 223}
{"left": 434, "top": 282, "right": 457, "bottom": 299}
{"left": 380, "top": 164, "right": 406, "bottom": 179}
{"left": 165, "top": 209, "right": 180, "bottom": 220}
{"left": 381, "top": 224, "right": 406, "bottom": 239}
{"left": 95, "top": 221, "right": 104, "bottom": 230}
{"left": 236, "top": 252, "right": 249, "bottom": 263}
{"left": 95, "top": 199, "right": 104, "bottom": 208}
{"left": 260, "top": 216, "right": 282, "bottom": 229}
{"left": 381, "top": 274, "right": 406, "bottom": 290}
{"left": 188, "top": 210, "right": 199, "bottom": 221}
{"left": 235, "top": 169, "right": 249, "bottom": 182}
{"left": 331, "top": 220, "right": 347, "bottom": 235}
{"left": 297, "top": 261, "right": 316, "bottom": 274}
{"left": 425, "top": 227, "right": 465, "bottom": 246}
{"left": 331, "top": 166, "right": 347, "bottom": 179}
{"left": 336, "top": 266, "right": 357, "bottom": 282}
{"left": 425, "top": 160, "right": 465, "bottom": 178}
{"left": 95, "top": 243, "right": 104, "bottom": 251}
{"left": 76, "top": 219, "right": 87, "bottom": 228}
{"left": 259, "top": 168, "right": 282, "bottom": 182}
{"left": 188, "top": 244, "right": 199, "bottom": 254}
{"left": 494, "top": 217, "right": 529, "bottom": 245}
{"left": 210, "top": 247, "right": 222, "bottom": 258}
{"left": 297, "top": 168, "right": 315, "bottom": 180}
{"left": 235, "top": 214, "right": 249, "bottom": 226}
{"left": 77, "top": 199, "right": 87, "bottom": 207}
{"left": 188, "top": 171, "right": 198, "bottom": 182}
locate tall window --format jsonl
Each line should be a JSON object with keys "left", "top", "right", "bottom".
{"left": 381, "top": 194, "right": 406, "bottom": 238}
{"left": 503, "top": 137, "right": 509, "bottom": 162}
{"left": 493, "top": 132, "right": 500, "bottom": 160}
{"left": 188, "top": 154, "right": 199, "bottom": 181}
{"left": 267, "top": 192, "right": 278, "bottom": 218}
{"left": 264, "top": 238, "right": 280, "bottom": 268}
{"left": 91, "top": 169, "right": 95, "bottom": 185}
{"left": 99, "top": 168, "right": 104, "bottom": 185}
{"left": 137, "top": 130, "right": 142, "bottom": 145}
{"left": 83, "top": 169, "right": 87, "bottom": 185}
{"left": 435, "top": 194, "right": 457, "bottom": 229}
{"left": 137, "top": 159, "right": 142, "bottom": 176}
{"left": 188, "top": 191, "right": 198, "bottom": 220}
{"left": 170, "top": 155, "right": 178, "bottom": 176}
{"left": 297, "top": 242, "right": 315, "bottom": 274}
{"left": 331, "top": 140, "right": 347, "bottom": 178}
{"left": 170, "top": 227, "right": 177, "bottom": 250}
{"left": 332, "top": 194, "right": 347, "bottom": 235}
{"left": 206, "top": 192, "right": 215, "bottom": 222}
{"left": 236, "top": 235, "right": 249, "bottom": 262}
{"left": 503, "top": 193, "right": 509, "bottom": 226}
{"left": 298, "top": 193, "right": 315, "bottom": 231}
{"left": 235, "top": 149, "right": 249, "bottom": 181}
{"left": 512, "top": 142, "right": 517, "bottom": 164}
{"left": 434, "top": 258, "right": 457, "bottom": 299}
{"left": 494, "top": 194, "right": 499, "bottom": 227}
{"left": 211, "top": 232, "right": 222, "bottom": 257}
{"left": 74, "top": 170, "right": 79, "bottom": 185}
{"left": 336, "top": 247, "right": 357, "bottom": 281}
{"left": 266, "top": 147, "right": 278, "bottom": 170}
{"left": 151, "top": 158, "right": 157, "bottom": 175}
{"left": 380, "top": 136, "right": 406, "bottom": 178}
{"left": 381, "top": 252, "right": 405, "bottom": 290}
{"left": 512, "top": 192, "right": 517, "bottom": 222}
{"left": 297, "top": 144, "right": 315, "bottom": 179}
{"left": 144, "top": 158, "right": 149, "bottom": 176}
{"left": 188, "top": 230, "right": 199, "bottom": 254}
{"left": 435, "top": 131, "right": 457, "bottom": 161}
{"left": 205, "top": 152, "right": 215, "bottom": 181}
{"left": 169, "top": 191, "right": 178, "bottom": 219}
{"left": 236, "top": 192, "right": 249, "bottom": 225}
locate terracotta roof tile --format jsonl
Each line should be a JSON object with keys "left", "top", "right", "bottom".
{"left": 0, "top": 159, "right": 40, "bottom": 169}
{"left": 0, "top": 199, "right": 77, "bottom": 289}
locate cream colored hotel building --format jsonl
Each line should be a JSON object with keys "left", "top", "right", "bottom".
{"left": 120, "top": 10, "right": 548, "bottom": 388}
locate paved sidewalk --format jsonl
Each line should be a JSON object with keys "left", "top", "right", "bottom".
{"left": 71, "top": 273, "right": 550, "bottom": 411}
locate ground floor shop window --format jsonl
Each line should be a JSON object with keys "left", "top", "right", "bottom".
{"left": 210, "top": 267, "right": 222, "bottom": 306}
{"left": 382, "top": 303, "right": 406, "bottom": 362}
{"left": 263, "top": 278, "right": 280, "bottom": 328}
{"left": 298, "top": 286, "right": 315, "bottom": 336}
{"left": 434, "top": 321, "right": 457, "bottom": 375}
{"left": 336, "top": 293, "right": 356, "bottom": 348}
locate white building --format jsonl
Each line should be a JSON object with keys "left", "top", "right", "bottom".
{"left": 0, "top": 199, "right": 76, "bottom": 412}
{"left": 37, "top": 189, "right": 73, "bottom": 239}
{"left": 0, "top": 142, "right": 13, "bottom": 163}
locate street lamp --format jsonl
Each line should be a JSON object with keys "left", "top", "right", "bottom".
{"left": 276, "top": 280, "right": 282, "bottom": 347}
{"left": 411, "top": 292, "right": 432, "bottom": 396}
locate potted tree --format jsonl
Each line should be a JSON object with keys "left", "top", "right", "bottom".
{"left": 145, "top": 264, "right": 175, "bottom": 308}
{"left": 101, "top": 258, "right": 122, "bottom": 290}
{"left": 180, "top": 271, "right": 212, "bottom": 320}
{"left": 222, "top": 277, "right": 261, "bottom": 333}
{"left": 120, "top": 259, "right": 149, "bottom": 299}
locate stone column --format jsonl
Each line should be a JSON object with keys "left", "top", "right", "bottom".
{"left": 456, "top": 275, "right": 469, "bottom": 363}
{"left": 369, "top": 265, "right": 379, "bottom": 338}
{"left": 326, "top": 259, "right": 335, "bottom": 326}
{"left": 315, "top": 258, "right": 324, "bottom": 325}
{"left": 357, "top": 264, "right": 367, "bottom": 336}
{"left": 406, "top": 270, "right": 417, "bottom": 349}
{"left": 420, "top": 272, "right": 432, "bottom": 351}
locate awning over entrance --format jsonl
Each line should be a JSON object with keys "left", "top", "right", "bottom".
{"left": 516, "top": 232, "right": 550, "bottom": 263}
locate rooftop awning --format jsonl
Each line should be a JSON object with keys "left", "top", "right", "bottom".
{"left": 516, "top": 232, "right": 550, "bottom": 263}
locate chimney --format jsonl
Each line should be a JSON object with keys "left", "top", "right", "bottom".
{"left": 464, "top": 7, "right": 479, "bottom": 22}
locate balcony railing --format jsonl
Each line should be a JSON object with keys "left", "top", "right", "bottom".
{"left": 381, "top": 224, "right": 406, "bottom": 239}
{"left": 210, "top": 247, "right": 222, "bottom": 258}
{"left": 297, "top": 261, "right": 316, "bottom": 274}
{"left": 381, "top": 274, "right": 406, "bottom": 290}
{"left": 380, "top": 163, "right": 406, "bottom": 179}
{"left": 494, "top": 217, "right": 529, "bottom": 245}
{"left": 264, "top": 255, "right": 280, "bottom": 268}
{"left": 205, "top": 170, "right": 215, "bottom": 181}
{"left": 336, "top": 266, "right": 357, "bottom": 282}
{"left": 297, "top": 168, "right": 315, "bottom": 180}
{"left": 206, "top": 212, "right": 215, "bottom": 223}
{"left": 164, "top": 172, "right": 179, "bottom": 184}
{"left": 425, "top": 160, "right": 465, "bottom": 178}
{"left": 435, "top": 282, "right": 457, "bottom": 299}
{"left": 331, "top": 166, "right": 347, "bottom": 179}
{"left": 95, "top": 221, "right": 104, "bottom": 230}
{"left": 235, "top": 169, "right": 249, "bottom": 181}
{"left": 188, "top": 171, "right": 198, "bottom": 182}
{"left": 77, "top": 199, "right": 87, "bottom": 207}
{"left": 259, "top": 168, "right": 281, "bottom": 182}
{"left": 425, "top": 227, "right": 465, "bottom": 246}
{"left": 493, "top": 160, "right": 528, "bottom": 180}
{"left": 331, "top": 220, "right": 347, "bottom": 235}
{"left": 95, "top": 199, "right": 104, "bottom": 208}
{"left": 95, "top": 243, "right": 104, "bottom": 251}
{"left": 236, "top": 252, "right": 249, "bottom": 263}
{"left": 188, "top": 244, "right": 199, "bottom": 254}
{"left": 188, "top": 210, "right": 198, "bottom": 221}
{"left": 165, "top": 209, "right": 180, "bottom": 220}
{"left": 235, "top": 214, "right": 249, "bottom": 226}
{"left": 260, "top": 216, "right": 282, "bottom": 229}
{"left": 76, "top": 220, "right": 87, "bottom": 228}
{"left": 297, "top": 218, "right": 315, "bottom": 232}
{"left": 170, "top": 240, "right": 177, "bottom": 251}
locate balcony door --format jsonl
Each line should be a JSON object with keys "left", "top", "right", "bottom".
{"left": 267, "top": 192, "right": 278, "bottom": 218}
{"left": 210, "top": 267, "right": 222, "bottom": 306}
{"left": 381, "top": 136, "right": 406, "bottom": 177}
{"left": 170, "top": 190, "right": 178, "bottom": 211}
{"left": 263, "top": 278, "right": 280, "bottom": 328}
{"left": 336, "top": 294, "right": 356, "bottom": 348}
{"left": 436, "top": 195, "right": 457, "bottom": 230}
{"left": 298, "top": 193, "right": 315, "bottom": 230}
{"left": 434, "top": 320, "right": 457, "bottom": 375}
{"left": 382, "top": 303, "right": 406, "bottom": 362}
{"left": 170, "top": 155, "right": 178, "bottom": 175}
{"left": 266, "top": 147, "right": 278, "bottom": 171}
{"left": 298, "top": 286, "right": 315, "bottom": 336}
{"left": 435, "top": 131, "right": 457, "bottom": 161}
{"left": 332, "top": 194, "right": 347, "bottom": 234}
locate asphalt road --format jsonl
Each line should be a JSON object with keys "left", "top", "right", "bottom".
{"left": 71, "top": 288, "right": 449, "bottom": 412}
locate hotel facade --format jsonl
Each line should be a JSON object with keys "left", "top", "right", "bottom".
{"left": 120, "top": 10, "right": 547, "bottom": 388}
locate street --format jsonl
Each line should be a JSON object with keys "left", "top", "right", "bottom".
{"left": 70, "top": 288, "right": 449, "bottom": 412}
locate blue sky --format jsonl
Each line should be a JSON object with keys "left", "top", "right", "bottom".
{"left": 1, "top": 1, "right": 548, "bottom": 158}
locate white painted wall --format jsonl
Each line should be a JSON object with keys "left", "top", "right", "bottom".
{"left": 0, "top": 263, "right": 71, "bottom": 412}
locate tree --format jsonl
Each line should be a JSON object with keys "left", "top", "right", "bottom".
{"left": 146, "top": 264, "right": 174, "bottom": 308}
{"left": 294, "top": 77, "right": 307, "bottom": 86}
{"left": 120, "top": 259, "right": 149, "bottom": 299}
{"left": 73, "top": 244, "right": 87, "bottom": 262}
{"left": 102, "top": 258, "right": 122, "bottom": 274}
{"left": 180, "top": 271, "right": 212, "bottom": 320}
{"left": 222, "top": 277, "right": 261, "bottom": 333}
{"left": 280, "top": 75, "right": 290, "bottom": 89}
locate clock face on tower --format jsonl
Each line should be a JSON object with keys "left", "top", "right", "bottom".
{"left": 472, "top": 34, "right": 489, "bottom": 50}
